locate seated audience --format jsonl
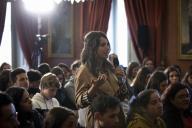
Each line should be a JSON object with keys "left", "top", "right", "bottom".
{"left": 127, "top": 89, "right": 165, "bottom": 128}
{"left": 142, "top": 57, "right": 154, "bottom": 73}
{"left": 51, "top": 66, "right": 65, "bottom": 86}
{"left": 146, "top": 71, "right": 168, "bottom": 94}
{"left": 0, "top": 92, "right": 19, "bottom": 128}
{"left": 27, "top": 69, "right": 42, "bottom": 97}
{"left": 161, "top": 83, "right": 192, "bottom": 128}
{"left": 27, "top": 69, "right": 42, "bottom": 88}
{"left": 44, "top": 107, "right": 77, "bottom": 128}
{"left": 51, "top": 66, "right": 76, "bottom": 110}
{"left": 10, "top": 67, "right": 29, "bottom": 89}
{"left": 58, "top": 63, "right": 72, "bottom": 83}
{"left": 164, "top": 65, "right": 180, "bottom": 86}
{"left": 182, "top": 69, "right": 192, "bottom": 97}
{"left": 126, "top": 61, "right": 139, "bottom": 85}
{"left": 0, "top": 69, "right": 11, "bottom": 91}
{"left": 0, "top": 62, "right": 11, "bottom": 72}
{"left": 131, "top": 67, "right": 151, "bottom": 96}
{"left": 65, "top": 60, "right": 81, "bottom": 107}
{"left": 6, "top": 86, "right": 43, "bottom": 128}
{"left": 32, "top": 73, "right": 60, "bottom": 117}
{"left": 38, "top": 63, "right": 51, "bottom": 76}
{"left": 91, "top": 95, "right": 121, "bottom": 128}
{"left": 172, "top": 64, "right": 182, "bottom": 77}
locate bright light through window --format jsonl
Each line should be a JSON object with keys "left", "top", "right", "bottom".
{"left": 107, "top": 0, "right": 128, "bottom": 67}
{"left": 0, "top": 3, "right": 12, "bottom": 66}
{"left": 22, "top": 0, "right": 56, "bottom": 14}
{"left": 107, "top": 0, "right": 138, "bottom": 67}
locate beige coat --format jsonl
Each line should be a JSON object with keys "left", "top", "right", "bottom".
{"left": 75, "top": 65, "right": 126, "bottom": 128}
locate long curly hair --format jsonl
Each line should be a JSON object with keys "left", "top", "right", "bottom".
{"left": 81, "top": 31, "right": 113, "bottom": 77}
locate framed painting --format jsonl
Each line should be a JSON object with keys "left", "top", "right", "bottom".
{"left": 48, "top": 3, "right": 74, "bottom": 58}
{"left": 178, "top": 0, "right": 192, "bottom": 59}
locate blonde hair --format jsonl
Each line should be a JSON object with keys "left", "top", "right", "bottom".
{"left": 40, "top": 73, "right": 61, "bottom": 90}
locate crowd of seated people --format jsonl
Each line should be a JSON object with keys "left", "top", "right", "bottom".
{"left": 1, "top": 31, "right": 192, "bottom": 128}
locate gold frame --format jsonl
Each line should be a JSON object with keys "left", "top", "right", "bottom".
{"left": 48, "top": 4, "right": 74, "bottom": 58}
{"left": 178, "top": 0, "right": 192, "bottom": 59}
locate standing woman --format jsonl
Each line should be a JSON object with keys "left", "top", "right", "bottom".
{"left": 75, "top": 31, "right": 126, "bottom": 128}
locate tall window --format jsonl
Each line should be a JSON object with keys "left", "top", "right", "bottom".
{"left": 107, "top": 0, "right": 138, "bottom": 67}
{"left": 0, "top": 3, "right": 12, "bottom": 65}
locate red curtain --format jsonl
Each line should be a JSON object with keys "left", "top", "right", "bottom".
{"left": 124, "top": 0, "right": 164, "bottom": 65}
{"left": 0, "top": 0, "right": 7, "bottom": 45}
{"left": 80, "top": 0, "right": 112, "bottom": 38}
{"left": 12, "top": 0, "right": 38, "bottom": 68}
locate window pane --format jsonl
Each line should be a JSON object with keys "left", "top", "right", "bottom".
{"left": 0, "top": 3, "right": 12, "bottom": 65}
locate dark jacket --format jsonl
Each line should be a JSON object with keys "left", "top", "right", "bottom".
{"left": 18, "top": 109, "right": 43, "bottom": 128}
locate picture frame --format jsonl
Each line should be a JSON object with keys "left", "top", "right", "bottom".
{"left": 48, "top": 3, "right": 74, "bottom": 58}
{"left": 178, "top": 0, "right": 192, "bottom": 59}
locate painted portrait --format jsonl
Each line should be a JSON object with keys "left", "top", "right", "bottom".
{"left": 179, "top": 0, "right": 192, "bottom": 59}
{"left": 48, "top": 2, "right": 74, "bottom": 58}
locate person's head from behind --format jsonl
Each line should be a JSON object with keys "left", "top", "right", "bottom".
{"left": 146, "top": 71, "right": 168, "bottom": 94}
{"left": 126, "top": 62, "right": 140, "bottom": 80}
{"left": 27, "top": 69, "right": 42, "bottom": 88}
{"left": 6, "top": 86, "right": 32, "bottom": 114}
{"left": 70, "top": 60, "right": 81, "bottom": 76}
{"left": 0, "top": 69, "right": 12, "bottom": 91}
{"left": 132, "top": 67, "right": 151, "bottom": 92}
{"left": 51, "top": 66, "right": 65, "bottom": 86}
{"left": 164, "top": 66, "right": 180, "bottom": 85}
{"left": 38, "top": 63, "right": 51, "bottom": 76}
{"left": 131, "top": 89, "right": 163, "bottom": 119}
{"left": 40, "top": 73, "right": 60, "bottom": 99}
{"left": 44, "top": 107, "right": 77, "bottom": 128}
{"left": 91, "top": 95, "right": 121, "bottom": 128}
{"left": 161, "top": 83, "right": 190, "bottom": 111}
{"left": 0, "top": 92, "right": 19, "bottom": 128}
{"left": 10, "top": 68, "right": 29, "bottom": 89}
{"left": 81, "top": 31, "right": 111, "bottom": 64}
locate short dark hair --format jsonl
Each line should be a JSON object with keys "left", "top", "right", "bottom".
{"left": 6, "top": 86, "right": 26, "bottom": 112}
{"left": 27, "top": 69, "right": 42, "bottom": 82}
{"left": 0, "top": 92, "right": 13, "bottom": 115}
{"left": 91, "top": 95, "right": 120, "bottom": 114}
{"left": 10, "top": 68, "right": 26, "bottom": 84}
{"left": 51, "top": 66, "right": 64, "bottom": 76}
{"left": 58, "top": 63, "right": 71, "bottom": 72}
{"left": 0, "top": 69, "right": 11, "bottom": 91}
{"left": 38, "top": 63, "right": 51, "bottom": 75}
